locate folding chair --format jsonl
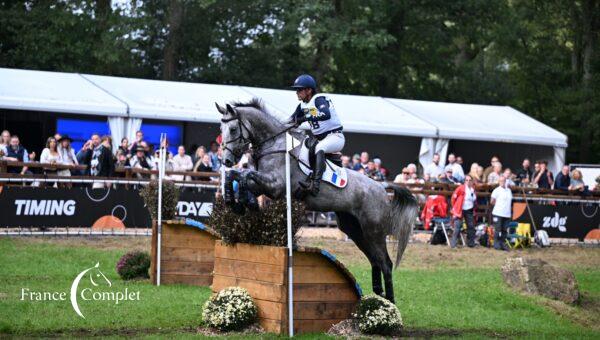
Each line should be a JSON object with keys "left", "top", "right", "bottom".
{"left": 431, "top": 217, "right": 465, "bottom": 247}
{"left": 506, "top": 222, "right": 532, "bottom": 249}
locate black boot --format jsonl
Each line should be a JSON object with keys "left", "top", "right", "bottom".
{"left": 299, "top": 151, "right": 325, "bottom": 196}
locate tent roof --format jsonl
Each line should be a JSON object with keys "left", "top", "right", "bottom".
{"left": 242, "top": 86, "right": 437, "bottom": 137}
{"left": 82, "top": 74, "right": 254, "bottom": 123}
{"left": 0, "top": 68, "right": 127, "bottom": 116}
{"left": 385, "top": 98, "right": 568, "bottom": 147}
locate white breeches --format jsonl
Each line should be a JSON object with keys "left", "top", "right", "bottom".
{"left": 315, "top": 132, "right": 345, "bottom": 154}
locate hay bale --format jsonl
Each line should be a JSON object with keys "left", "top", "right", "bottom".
{"left": 501, "top": 257, "right": 580, "bottom": 304}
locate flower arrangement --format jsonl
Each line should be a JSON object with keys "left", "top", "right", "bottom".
{"left": 208, "top": 198, "right": 305, "bottom": 247}
{"left": 116, "top": 251, "right": 151, "bottom": 280}
{"left": 355, "top": 294, "right": 403, "bottom": 335}
{"left": 202, "top": 287, "right": 258, "bottom": 331}
{"left": 139, "top": 180, "right": 180, "bottom": 220}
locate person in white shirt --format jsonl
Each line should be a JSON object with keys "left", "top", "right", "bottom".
{"left": 444, "top": 153, "right": 465, "bottom": 182}
{"left": 171, "top": 145, "right": 193, "bottom": 181}
{"left": 490, "top": 175, "right": 513, "bottom": 251}
{"left": 57, "top": 135, "right": 78, "bottom": 176}
{"left": 450, "top": 174, "right": 477, "bottom": 248}
{"left": 424, "top": 153, "right": 443, "bottom": 182}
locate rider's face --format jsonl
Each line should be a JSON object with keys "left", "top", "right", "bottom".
{"left": 296, "top": 88, "right": 311, "bottom": 102}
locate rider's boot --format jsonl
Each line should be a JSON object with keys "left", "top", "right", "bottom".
{"left": 299, "top": 150, "right": 325, "bottom": 196}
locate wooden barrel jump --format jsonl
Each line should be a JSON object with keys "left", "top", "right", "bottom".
{"left": 212, "top": 241, "right": 362, "bottom": 334}
{"left": 150, "top": 219, "right": 219, "bottom": 286}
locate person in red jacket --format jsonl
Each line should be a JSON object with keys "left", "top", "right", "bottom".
{"left": 450, "top": 174, "right": 477, "bottom": 248}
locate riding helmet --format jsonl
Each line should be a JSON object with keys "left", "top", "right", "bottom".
{"left": 291, "top": 74, "right": 317, "bottom": 91}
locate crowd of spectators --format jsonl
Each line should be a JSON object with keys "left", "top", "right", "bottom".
{"left": 1, "top": 128, "right": 599, "bottom": 193}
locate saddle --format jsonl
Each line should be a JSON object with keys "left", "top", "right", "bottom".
{"left": 299, "top": 136, "right": 348, "bottom": 188}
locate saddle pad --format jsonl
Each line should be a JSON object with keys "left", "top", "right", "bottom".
{"left": 298, "top": 139, "right": 348, "bottom": 188}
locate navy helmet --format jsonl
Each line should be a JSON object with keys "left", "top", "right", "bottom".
{"left": 291, "top": 74, "right": 317, "bottom": 91}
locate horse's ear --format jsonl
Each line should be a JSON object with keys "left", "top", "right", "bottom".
{"left": 215, "top": 102, "right": 226, "bottom": 115}
{"left": 226, "top": 104, "right": 235, "bottom": 115}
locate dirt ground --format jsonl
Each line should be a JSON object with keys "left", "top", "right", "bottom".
{"left": 15, "top": 235, "right": 600, "bottom": 271}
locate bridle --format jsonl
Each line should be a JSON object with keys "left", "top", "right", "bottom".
{"left": 220, "top": 113, "right": 296, "bottom": 164}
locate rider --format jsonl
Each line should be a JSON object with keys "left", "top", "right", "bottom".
{"left": 288, "top": 74, "right": 344, "bottom": 196}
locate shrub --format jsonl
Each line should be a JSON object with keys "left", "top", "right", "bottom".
{"left": 202, "top": 287, "right": 258, "bottom": 331}
{"left": 139, "top": 180, "right": 179, "bottom": 220}
{"left": 116, "top": 251, "right": 151, "bottom": 280}
{"left": 355, "top": 294, "right": 403, "bottom": 335}
{"left": 208, "top": 197, "right": 305, "bottom": 247}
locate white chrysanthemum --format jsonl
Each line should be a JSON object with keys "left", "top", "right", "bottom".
{"left": 356, "top": 294, "right": 403, "bottom": 335}
{"left": 202, "top": 287, "right": 258, "bottom": 331}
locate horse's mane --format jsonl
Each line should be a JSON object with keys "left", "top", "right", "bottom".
{"left": 231, "top": 97, "right": 268, "bottom": 114}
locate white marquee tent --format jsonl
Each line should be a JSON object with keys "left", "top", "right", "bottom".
{"left": 0, "top": 67, "right": 568, "bottom": 174}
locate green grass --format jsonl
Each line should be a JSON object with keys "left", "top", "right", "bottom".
{"left": 0, "top": 238, "right": 599, "bottom": 338}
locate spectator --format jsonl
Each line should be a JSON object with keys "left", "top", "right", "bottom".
{"left": 195, "top": 154, "right": 213, "bottom": 172}
{"left": 115, "top": 150, "right": 129, "bottom": 168}
{"left": 351, "top": 154, "right": 360, "bottom": 169}
{"left": 476, "top": 165, "right": 484, "bottom": 184}
{"left": 406, "top": 163, "right": 417, "bottom": 179}
{"left": 554, "top": 165, "right": 571, "bottom": 190}
{"left": 53, "top": 133, "right": 62, "bottom": 141}
{"left": 468, "top": 162, "right": 481, "bottom": 183}
{"left": 373, "top": 158, "right": 388, "bottom": 179}
{"left": 77, "top": 134, "right": 101, "bottom": 175}
{"left": 193, "top": 146, "right": 207, "bottom": 165}
{"left": 490, "top": 175, "right": 512, "bottom": 251}
{"left": 129, "top": 131, "right": 144, "bottom": 157}
{"left": 533, "top": 161, "right": 540, "bottom": 175}
{"left": 456, "top": 156, "right": 465, "bottom": 172}
{"left": 366, "top": 161, "right": 384, "bottom": 181}
{"left": 487, "top": 162, "right": 503, "bottom": 184}
{"left": 353, "top": 151, "right": 369, "bottom": 171}
{"left": 341, "top": 155, "right": 351, "bottom": 169}
{"left": 424, "top": 153, "right": 443, "bottom": 182}
{"left": 130, "top": 146, "right": 153, "bottom": 178}
{"left": 0, "top": 130, "right": 10, "bottom": 155}
{"left": 444, "top": 153, "right": 464, "bottom": 182}
{"left": 482, "top": 156, "right": 500, "bottom": 183}
{"left": 57, "top": 135, "right": 78, "bottom": 176}
{"left": 515, "top": 158, "right": 533, "bottom": 186}
{"left": 172, "top": 145, "right": 194, "bottom": 180}
{"left": 450, "top": 174, "right": 477, "bottom": 248}
{"left": 4, "top": 135, "right": 31, "bottom": 174}
{"left": 568, "top": 170, "right": 585, "bottom": 192}
{"left": 90, "top": 136, "right": 115, "bottom": 188}
{"left": 503, "top": 168, "right": 515, "bottom": 186}
{"left": 594, "top": 175, "right": 600, "bottom": 192}
{"left": 40, "top": 137, "right": 62, "bottom": 176}
{"left": 533, "top": 160, "right": 554, "bottom": 189}
{"left": 208, "top": 141, "right": 222, "bottom": 171}
{"left": 393, "top": 168, "right": 410, "bottom": 184}
{"left": 118, "top": 138, "right": 129, "bottom": 157}
{"left": 440, "top": 169, "right": 458, "bottom": 184}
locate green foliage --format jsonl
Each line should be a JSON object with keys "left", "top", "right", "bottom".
{"left": 0, "top": 0, "right": 598, "bottom": 162}
{"left": 201, "top": 287, "right": 257, "bottom": 332}
{"left": 355, "top": 294, "right": 403, "bottom": 335}
{"left": 115, "top": 251, "right": 150, "bottom": 280}
{"left": 208, "top": 198, "right": 305, "bottom": 247}
{"left": 139, "top": 180, "right": 180, "bottom": 221}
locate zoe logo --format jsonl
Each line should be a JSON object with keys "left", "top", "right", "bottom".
{"left": 542, "top": 212, "right": 567, "bottom": 232}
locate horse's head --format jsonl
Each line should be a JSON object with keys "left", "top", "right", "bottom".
{"left": 216, "top": 103, "right": 250, "bottom": 167}
{"left": 88, "top": 262, "right": 111, "bottom": 287}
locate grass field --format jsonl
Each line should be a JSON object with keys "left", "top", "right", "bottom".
{"left": 0, "top": 236, "right": 599, "bottom": 338}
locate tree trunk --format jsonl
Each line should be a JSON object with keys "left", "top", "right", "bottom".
{"left": 577, "top": 0, "right": 596, "bottom": 162}
{"left": 163, "top": 0, "right": 184, "bottom": 80}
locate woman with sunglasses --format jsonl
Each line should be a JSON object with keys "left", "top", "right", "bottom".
{"left": 450, "top": 174, "right": 477, "bottom": 248}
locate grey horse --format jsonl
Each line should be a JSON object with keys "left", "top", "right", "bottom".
{"left": 216, "top": 99, "right": 417, "bottom": 302}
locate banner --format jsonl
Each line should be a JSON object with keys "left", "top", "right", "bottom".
{"left": 0, "top": 186, "right": 216, "bottom": 228}
{"left": 513, "top": 202, "right": 600, "bottom": 240}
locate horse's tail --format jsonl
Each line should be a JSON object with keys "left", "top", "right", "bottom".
{"left": 388, "top": 184, "right": 418, "bottom": 268}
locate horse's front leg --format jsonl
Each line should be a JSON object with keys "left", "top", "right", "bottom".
{"left": 242, "top": 170, "right": 285, "bottom": 199}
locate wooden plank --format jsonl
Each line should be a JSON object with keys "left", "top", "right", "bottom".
{"left": 259, "top": 318, "right": 283, "bottom": 334}
{"left": 162, "top": 235, "right": 216, "bottom": 249}
{"left": 161, "top": 247, "right": 214, "bottom": 262}
{"left": 294, "top": 283, "right": 359, "bottom": 302}
{"left": 213, "top": 258, "right": 285, "bottom": 284}
{"left": 294, "top": 319, "right": 345, "bottom": 334}
{"left": 161, "top": 273, "right": 212, "bottom": 286}
{"left": 212, "top": 274, "right": 286, "bottom": 302}
{"left": 293, "top": 301, "right": 357, "bottom": 320}
{"left": 253, "top": 299, "right": 285, "bottom": 320}
{"left": 160, "top": 260, "right": 213, "bottom": 275}
{"left": 214, "top": 241, "right": 286, "bottom": 266}
{"left": 292, "top": 252, "right": 333, "bottom": 266}
{"left": 163, "top": 223, "right": 217, "bottom": 241}
{"left": 294, "top": 265, "right": 348, "bottom": 284}
{"left": 150, "top": 220, "right": 158, "bottom": 285}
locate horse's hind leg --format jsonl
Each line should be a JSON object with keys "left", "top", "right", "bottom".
{"left": 373, "top": 234, "right": 396, "bottom": 303}
{"left": 336, "top": 212, "right": 384, "bottom": 297}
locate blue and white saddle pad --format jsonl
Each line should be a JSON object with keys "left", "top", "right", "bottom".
{"left": 297, "top": 137, "right": 348, "bottom": 188}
